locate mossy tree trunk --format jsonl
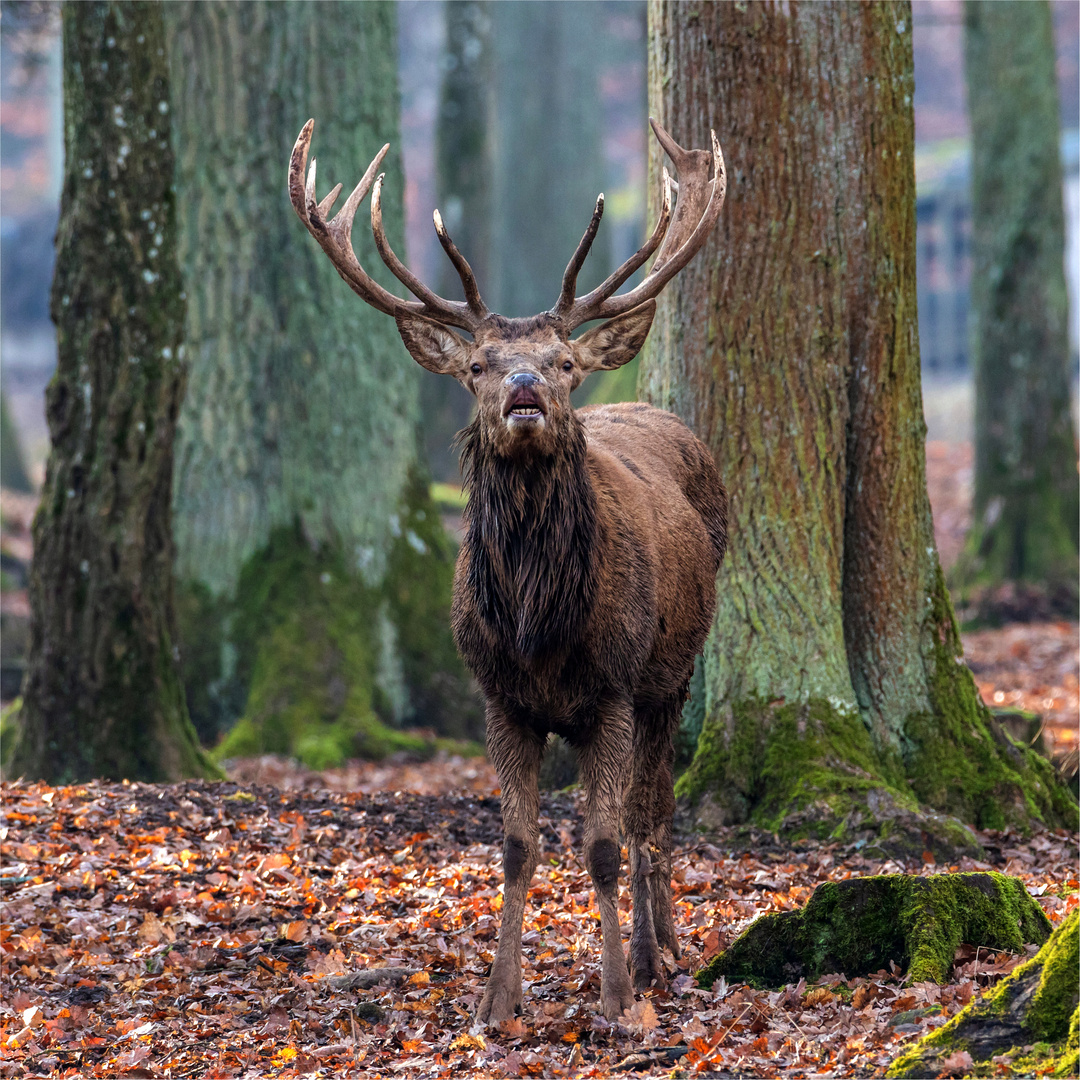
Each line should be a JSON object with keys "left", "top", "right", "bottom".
{"left": 166, "top": 1, "right": 479, "bottom": 761}
{"left": 955, "top": 0, "right": 1078, "bottom": 621}
{"left": 9, "top": 1, "right": 215, "bottom": 783}
{"left": 420, "top": 0, "right": 492, "bottom": 482}
{"left": 642, "top": 0, "right": 1075, "bottom": 852}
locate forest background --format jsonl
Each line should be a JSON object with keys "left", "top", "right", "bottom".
{"left": 2, "top": 0, "right": 1077, "bottom": 781}
{"left": 0, "top": 1, "right": 1078, "bottom": 1076}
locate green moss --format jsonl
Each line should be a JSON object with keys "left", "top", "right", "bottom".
{"left": 887, "top": 908, "right": 1078, "bottom": 1078}
{"left": 908, "top": 562, "right": 1078, "bottom": 833}
{"left": 1027, "top": 908, "right": 1080, "bottom": 1043}
{"left": 677, "top": 696, "right": 981, "bottom": 858}
{"left": 0, "top": 698, "right": 22, "bottom": 772}
{"left": 175, "top": 580, "right": 237, "bottom": 746}
{"left": 190, "top": 467, "right": 479, "bottom": 770}
{"left": 429, "top": 482, "right": 468, "bottom": 514}
{"left": 383, "top": 467, "right": 481, "bottom": 741}
{"left": 697, "top": 872, "right": 1052, "bottom": 991}
{"left": 212, "top": 523, "right": 418, "bottom": 769}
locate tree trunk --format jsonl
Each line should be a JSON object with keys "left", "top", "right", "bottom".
{"left": 166, "top": 1, "right": 480, "bottom": 759}
{"left": 955, "top": 0, "right": 1078, "bottom": 621}
{"left": 420, "top": 0, "right": 492, "bottom": 482}
{"left": 643, "top": 0, "right": 1074, "bottom": 854}
{"left": 9, "top": 1, "right": 214, "bottom": 783}
{"left": 489, "top": 1, "right": 610, "bottom": 319}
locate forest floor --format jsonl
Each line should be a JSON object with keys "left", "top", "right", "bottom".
{"left": 1, "top": 772, "right": 1076, "bottom": 1079}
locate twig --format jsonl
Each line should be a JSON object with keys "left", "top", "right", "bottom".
{"left": 718, "top": 1002, "right": 754, "bottom": 1045}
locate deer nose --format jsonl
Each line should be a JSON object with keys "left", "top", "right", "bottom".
{"left": 505, "top": 371, "right": 544, "bottom": 389}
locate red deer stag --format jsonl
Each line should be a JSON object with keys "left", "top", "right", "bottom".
{"left": 289, "top": 118, "right": 727, "bottom": 1022}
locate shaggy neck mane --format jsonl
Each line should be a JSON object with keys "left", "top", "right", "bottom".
{"left": 460, "top": 417, "right": 598, "bottom": 661}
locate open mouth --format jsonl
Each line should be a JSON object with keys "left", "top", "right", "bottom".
{"left": 503, "top": 387, "right": 547, "bottom": 421}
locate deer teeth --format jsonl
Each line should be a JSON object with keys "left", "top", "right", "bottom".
{"left": 510, "top": 406, "right": 541, "bottom": 415}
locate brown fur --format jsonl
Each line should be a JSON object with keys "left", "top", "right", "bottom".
{"left": 396, "top": 308, "right": 727, "bottom": 1022}
{"left": 289, "top": 115, "right": 728, "bottom": 1023}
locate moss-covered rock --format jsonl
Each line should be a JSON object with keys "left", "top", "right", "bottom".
{"left": 887, "top": 908, "right": 1078, "bottom": 1078}
{"left": 696, "top": 872, "right": 1052, "bottom": 991}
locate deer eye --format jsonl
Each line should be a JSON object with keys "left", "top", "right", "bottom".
{"left": 471, "top": 363, "right": 483, "bottom": 375}
{"left": 562, "top": 360, "right": 573, "bottom": 372}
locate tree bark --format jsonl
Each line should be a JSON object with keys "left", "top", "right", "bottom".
{"left": 643, "top": 0, "right": 1074, "bottom": 852}
{"left": 956, "top": 0, "right": 1078, "bottom": 620}
{"left": 420, "top": 0, "right": 492, "bottom": 482}
{"left": 166, "top": 2, "right": 480, "bottom": 757}
{"left": 489, "top": 1, "right": 610, "bottom": 319}
{"left": 9, "top": 1, "right": 214, "bottom": 783}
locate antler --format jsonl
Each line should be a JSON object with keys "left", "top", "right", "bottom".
{"left": 288, "top": 120, "right": 489, "bottom": 332}
{"left": 554, "top": 118, "right": 726, "bottom": 330}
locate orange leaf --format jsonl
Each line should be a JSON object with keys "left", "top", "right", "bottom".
{"left": 284, "top": 920, "right": 307, "bottom": 942}
{"left": 450, "top": 1033, "right": 486, "bottom": 1051}
{"left": 408, "top": 971, "right": 430, "bottom": 986}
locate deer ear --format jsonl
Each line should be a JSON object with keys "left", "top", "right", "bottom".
{"left": 571, "top": 300, "right": 657, "bottom": 372}
{"left": 395, "top": 310, "right": 472, "bottom": 377}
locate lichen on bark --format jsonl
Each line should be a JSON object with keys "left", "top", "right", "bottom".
{"left": 887, "top": 908, "right": 1079, "bottom": 1078}
{"left": 697, "top": 872, "right": 1052, "bottom": 992}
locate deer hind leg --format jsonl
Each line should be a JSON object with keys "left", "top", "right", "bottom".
{"left": 477, "top": 708, "right": 544, "bottom": 1026}
{"left": 625, "top": 706, "right": 680, "bottom": 990}
{"left": 577, "top": 700, "right": 634, "bottom": 1019}
{"left": 649, "top": 757, "right": 680, "bottom": 959}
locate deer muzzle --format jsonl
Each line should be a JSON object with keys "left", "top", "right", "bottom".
{"left": 502, "top": 374, "right": 548, "bottom": 427}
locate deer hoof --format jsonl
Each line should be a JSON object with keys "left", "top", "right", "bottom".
{"left": 600, "top": 979, "right": 634, "bottom": 1020}
{"left": 477, "top": 980, "right": 521, "bottom": 1026}
{"left": 630, "top": 949, "right": 666, "bottom": 992}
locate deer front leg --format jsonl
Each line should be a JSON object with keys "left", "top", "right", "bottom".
{"left": 477, "top": 708, "right": 543, "bottom": 1026}
{"left": 577, "top": 700, "right": 634, "bottom": 1019}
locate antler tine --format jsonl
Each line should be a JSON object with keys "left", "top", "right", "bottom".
{"left": 433, "top": 209, "right": 489, "bottom": 318}
{"left": 288, "top": 121, "right": 484, "bottom": 331}
{"left": 370, "top": 175, "right": 486, "bottom": 329}
{"left": 560, "top": 119, "right": 726, "bottom": 330}
{"left": 554, "top": 194, "right": 605, "bottom": 317}
{"left": 592, "top": 130, "right": 724, "bottom": 321}
{"left": 289, "top": 122, "right": 400, "bottom": 316}
{"left": 565, "top": 169, "right": 673, "bottom": 320}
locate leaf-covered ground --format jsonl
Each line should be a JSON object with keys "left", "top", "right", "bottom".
{"left": 2, "top": 767, "right": 1076, "bottom": 1078}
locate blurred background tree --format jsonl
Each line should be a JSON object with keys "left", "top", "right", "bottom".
{"left": 165, "top": 1, "right": 480, "bottom": 766}
{"left": 8, "top": 0, "right": 214, "bottom": 782}
{"left": 642, "top": 0, "right": 1074, "bottom": 854}
{"left": 421, "top": 0, "right": 492, "bottom": 483}
{"left": 955, "top": 0, "right": 1078, "bottom": 621}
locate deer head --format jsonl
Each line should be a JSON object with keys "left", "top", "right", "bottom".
{"left": 288, "top": 118, "right": 725, "bottom": 458}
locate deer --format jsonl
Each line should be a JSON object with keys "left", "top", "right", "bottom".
{"left": 289, "top": 117, "right": 727, "bottom": 1023}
